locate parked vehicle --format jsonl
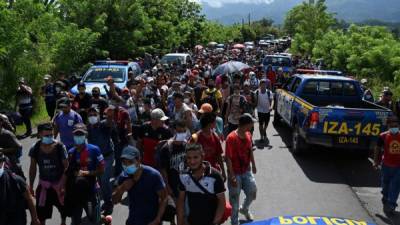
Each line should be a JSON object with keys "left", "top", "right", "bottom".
{"left": 274, "top": 72, "right": 392, "bottom": 154}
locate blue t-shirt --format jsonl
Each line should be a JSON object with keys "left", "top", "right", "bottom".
{"left": 54, "top": 110, "right": 82, "bottom": 148}
{"left": 68, "top": 144, "right": 104, "bottom": 172}
{"left": 119, "top": 165, "right": 165, "bottom": 225}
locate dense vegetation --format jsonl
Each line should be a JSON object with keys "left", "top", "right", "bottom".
{"left": 285, "top": 0, "right": 400, "bottom": 97}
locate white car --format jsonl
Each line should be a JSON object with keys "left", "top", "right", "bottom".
{"left": 160, "top": 53, "right": 192, "bottom": 65}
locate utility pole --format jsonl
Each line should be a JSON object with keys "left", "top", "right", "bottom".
{"left": 248, "top": 13, "right": 251, "bottom": 26}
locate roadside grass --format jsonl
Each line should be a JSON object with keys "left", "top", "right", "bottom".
{"left": 16, "top": 99, "right": 51, "bottom": 136}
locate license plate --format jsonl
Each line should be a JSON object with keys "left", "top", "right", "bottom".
{"left": 323, "top": 121, "right": 381, "bottom": 136}
{"left": 337, "top": 136, "right": 359, "bottom": 144}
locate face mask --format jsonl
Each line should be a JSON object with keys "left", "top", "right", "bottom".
{"left": 390, "top": 127, "right": 399, "bottom": 134}
{"left": 0, "top": 165, "right": 4, "bottom": 177}
{"left": 123, "top": 95, "right": 130, "bottom": 100}
{"left": 88, "top": 116, "right": 99, "bottom": 125}
{"left": 184, "top": 98, "right": 190, "bottom": 104}
{"left": 73, "top": 135, "right": 86, "bottom": 145}
{"left": 208, "top": 84, "right": 215, "bottom": 89}
{"left": 123, "top": 164, "right": 138, "bottom": 175}
{"left": 42, "top": 136, "right": 54, "bottom": 145}
{"left": 55, "top": 87, "right": 61, "bottom": 93}
{"left": 175, "top": 132, "right": 188, "bottom": 142}
{"left": 92, "top": 93, "right": 100, "bottom": 98}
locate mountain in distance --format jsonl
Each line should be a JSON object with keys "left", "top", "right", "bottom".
{"left": 201, "top": 0, "right": 400, "bottom": 25}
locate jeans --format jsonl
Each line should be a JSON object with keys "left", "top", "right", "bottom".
{"left": 71, "top": 193, "right": 100, "bottom": 225}
{"left": 228, "top": 170, "right": 257, "bottom": 225}
{"left": 99, "top": 153, "right": 114, "bottom": 208}
{"left": 381, "top": 164, "right": 400, "bottom": 209}
{"left": 19, "top": 107, "right": 32, "bottom": 135}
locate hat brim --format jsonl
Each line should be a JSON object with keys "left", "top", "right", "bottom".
{"left": 120, "top": 154, "right": 135, "bottom": 160}
{"left": 73, "top": 129, "right": 87, "bottom": 135}
{"left": 160, "top": 116, "right": 169, "bottom": 121}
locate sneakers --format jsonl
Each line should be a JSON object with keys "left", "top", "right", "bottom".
{"left": 239, "top": 207, "right": 254, "bottom": 221}
{"left": 383, "top": 204, "right": 395, "bottom": 216}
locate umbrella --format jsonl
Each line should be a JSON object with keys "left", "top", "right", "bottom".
{"left": 195, "top": 45, "right": 203, "bottom": 50}
{"left": 242, "top": 216, "right": 376, "bottom": 225}
{"left": 208, "top": 41, "right": 218, "bottom": 47}
{"left": 212, "top": 61, "right": 250, "bottom": 76}
{"left": 233, "top": 43, "right": 245, "bottom": 49}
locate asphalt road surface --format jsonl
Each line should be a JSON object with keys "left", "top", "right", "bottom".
{"left": 21, "top": 113, "right": 400, "bottom": 225}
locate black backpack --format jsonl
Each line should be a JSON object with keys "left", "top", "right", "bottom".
{"left": 202, "top": 89, "right": 219, "bottom": 112}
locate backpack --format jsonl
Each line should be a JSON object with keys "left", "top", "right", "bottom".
{"left": 255, "top": 89, "right": 272, "bottom": 107}
{"left": 228, "top": 95, "right": 249, "bottom": 115}
{"left": 154, "top": 140, "right": 173, "bottom": 169}
{"left": 202, "top": 89, "right": 219, "bottom": 112}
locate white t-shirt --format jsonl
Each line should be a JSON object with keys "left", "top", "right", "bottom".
{"left": 256, "top": 89, "right": 273, "bottom": 113}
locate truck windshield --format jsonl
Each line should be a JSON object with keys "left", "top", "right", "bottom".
{"left": 302, "top": 80, "right": 357, "bottom": 96}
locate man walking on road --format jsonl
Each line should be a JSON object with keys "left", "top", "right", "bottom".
{"left": 374, "top": 116, "right": 400, "bottom": 215}
{"left": 176, "top": 143, "right": 226, "bottom": 225}
{"left": 225, "top": 113, "right": 258, "bottom": 225}
{"left": 0, "top": 153, "right": 41, "bottom": 225}
{"left": 53, "top": 97, "right": 83, "bottom": 150}
{"left": 29, "top": 123, "right": 68, "bottom": 225}
{"left": 255, "top": 79, "right": 274, "bottom": 144}
{"left": 113, "top": 145, "right": 168, "bottom": 225}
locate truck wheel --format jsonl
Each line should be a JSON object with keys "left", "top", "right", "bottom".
{"left": 273, "top": 111, "right": 282, "bottom": 126}
{"left": 291, "top": 124, "right": 308, "bottom": 155}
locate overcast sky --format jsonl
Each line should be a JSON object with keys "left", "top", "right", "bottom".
{"left": 193, "top": 0, "right": 275, "bottom": 8}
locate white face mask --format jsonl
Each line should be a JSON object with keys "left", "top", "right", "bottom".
{"left": 175, "top": 132, "right": 188, "bottom": 142}
{"left": 184, "top": 98, "right": 190, "bottom": 104}
{"left": 88, "top": 116, "right": 99, "bottom": 125}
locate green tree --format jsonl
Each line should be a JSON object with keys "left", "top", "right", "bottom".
{"left": 285, "top": 0, "right": 335, "bottom": 55}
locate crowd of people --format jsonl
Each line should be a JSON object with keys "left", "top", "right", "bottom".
{"left": 1, "top": 42, "right": 400, "bottom": 225}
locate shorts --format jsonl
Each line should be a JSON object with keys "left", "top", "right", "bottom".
{"left": 258, "top": 112, "right": 270, "bottom": 127}
{"left": 36, "top": 185, "right": 65, "bottom": 221}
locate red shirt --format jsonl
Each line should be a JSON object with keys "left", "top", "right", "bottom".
{"left": 378, "top": 131, "right": 400, "bottom": 167}
{"left": 196, "top": 131, "right": 223, "bottom": 169}
{"left": 267, "top": 71, "right": 276, "bottom": 86}
{"left": 225, "top": 131, "right": 252, "bottom": 175}
{"left": 138, "top": 123, "right": 173, "bottom": 167}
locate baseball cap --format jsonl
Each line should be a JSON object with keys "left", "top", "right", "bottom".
{"left": 58, "top": 97, "right": 71, "bottom": 107}
{"left": 121, "top": 145, "right": 140, "bottom": 160}
{"left": 198, "top": 103, "right": 213, "bottom": 113}
{"left": 37, "top": 123, "right": 53, "bottom": 132}
{"left": 239, "top": 113, "right": 257, "bottom": 126}
{"left": 360, "top": 78, "right": 368, "bottom": 84}
{"left": 151, "top": 108, "right": 169, "bottom": 121}
{"left": 72, "top": 123, "right": 87, "bottom": 135}
{"left": 44, "top": 74, "right": 52, "bottom": 80}
{"left": 122, "top": 88, "right": 130, "bottom": 94}
{"left": 77, "top": 82, "right": 86, "bottom": 88}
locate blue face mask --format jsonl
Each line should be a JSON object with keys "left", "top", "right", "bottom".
{"left": 42, "top": 136, "right": 54, "bottom": 145}
{"left": 73, "top": 135, "right": 86, "bottom": 145}
{"left": 0, "top": 165, "right": 4, "bottom": 177}
{"left": 390, "top": 127, "right": 399, "bottom": 134}
{"left": 123, "top": 164, "right": 138, "bottom": 175}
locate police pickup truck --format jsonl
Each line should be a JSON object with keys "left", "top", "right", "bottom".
{"left": 274, "top": 72, "right": 392, "bottom": 154}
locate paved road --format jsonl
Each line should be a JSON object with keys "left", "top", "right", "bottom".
{"left": 20, "top": 113, "right": 400, "bottom": 225}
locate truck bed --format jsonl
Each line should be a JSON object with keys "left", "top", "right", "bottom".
{"left": 301, "top": 96, "right": 384, "bottom": 110}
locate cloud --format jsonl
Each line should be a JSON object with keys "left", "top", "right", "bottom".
{"left": 196, "top": 0, "right": 275, "bottom": 8}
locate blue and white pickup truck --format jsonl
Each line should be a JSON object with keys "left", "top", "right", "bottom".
{"left": 274, "top": 73, "right": 392, "bottom": 154}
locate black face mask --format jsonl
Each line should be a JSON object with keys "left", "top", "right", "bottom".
{"left": 208, "top": 84, "right": 215, "bottom": 89}
{"left": 123, "top": 95, "right": 130, "bottom": 100}
{"left": 92, "top": 93, "right": 100, "bottom": 98}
